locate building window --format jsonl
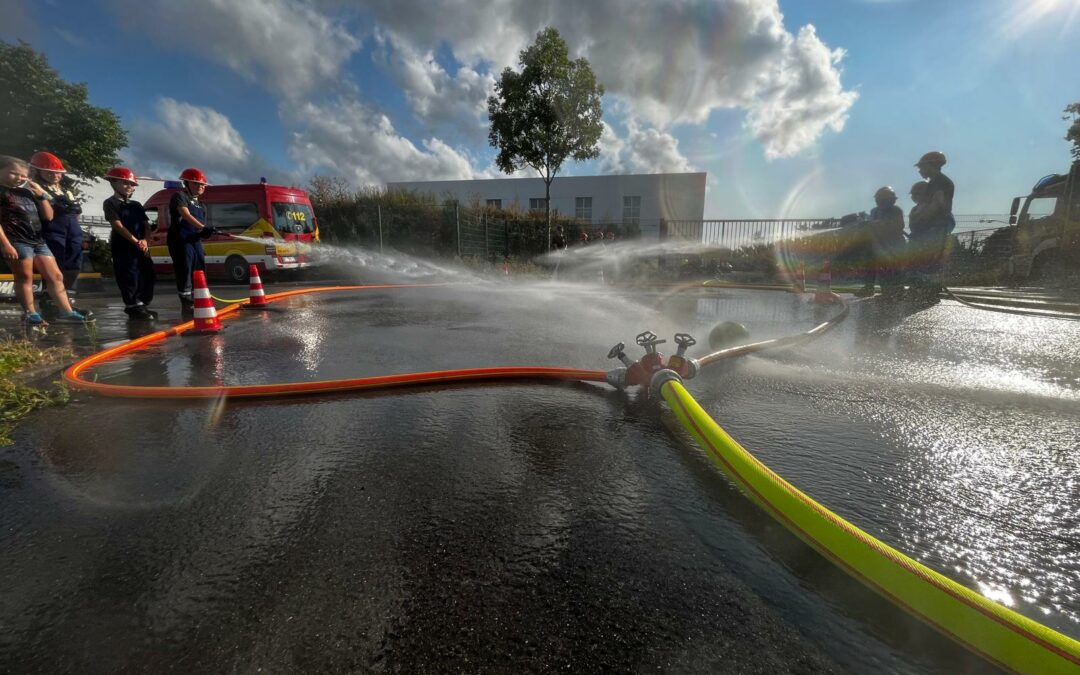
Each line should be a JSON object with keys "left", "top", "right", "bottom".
{"left": 575, "top": 197, "right": 592, "bottom": 222}
{"left": 529, "top": 197, "right": 547, "bottom": 212}
{"left": 622, "top": 196, "right": 641, "bottom": 225}
{"left": 486, "top": 199, "right": 502, "bottom": 209}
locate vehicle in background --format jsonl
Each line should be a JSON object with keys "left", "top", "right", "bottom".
{"left": 145, "top": 182, "right": 320, "bottom": 284}
{"left": 1008, "top": 162, "right": 1080, "bottom": 280}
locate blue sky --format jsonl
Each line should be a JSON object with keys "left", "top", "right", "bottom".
{"left": 4, "top": 0, "right": 1079, "bottom": 220}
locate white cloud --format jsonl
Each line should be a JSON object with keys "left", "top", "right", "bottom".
{"left": 356, "top": 0, "right": 858, "bottom": 158}
{"left": 114, "top": 0, "right": 858, "bottom": 187}
{"left": 599, "top": 118, "right": 695, "bottom": 174}
{"left": 285, "top": 97, "right": 480, "bottom": 186}
{"left": 130, "top": 98, "right": 285, "bottom": 184}
{"left": 372, "top": 30, "right": 495, "bottom": 140}
{"left": 110, "top": 0, "right": 360, "bottom": 98}
{"left": 743, "top": 25, "right": 858, "bottom": 159}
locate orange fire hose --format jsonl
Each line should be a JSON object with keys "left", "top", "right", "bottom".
{"left": 63, "top": 284, "right": 607, "bottom": 398}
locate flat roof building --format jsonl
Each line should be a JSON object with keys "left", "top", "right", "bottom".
{"left": 388, "top": 172, "right": 706, "bottom": 240}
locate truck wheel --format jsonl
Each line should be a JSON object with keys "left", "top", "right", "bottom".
{"left": 225, "top": 255, "right": 250, "bottom": 284}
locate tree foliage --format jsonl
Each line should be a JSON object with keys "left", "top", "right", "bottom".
{"left": 0, "top": 40, "right": 127, "bottom": 182}
{"left": 1065, "top": 101, "right": 1080, "bottom": 161}
{"left": 487, "top": 28, "right": 604, "bottom": 247}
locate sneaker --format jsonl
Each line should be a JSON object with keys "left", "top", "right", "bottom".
{"left": 53, "top": 310, "right": 95, "bottom": 324}
{"left": 144, "top": 307, "right": 159, "bottom": 320}
{"left": 24, "top": 311, "right": 47, "bottom": 326}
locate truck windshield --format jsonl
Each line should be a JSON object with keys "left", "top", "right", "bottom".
{"left": 1023, "top": 196, "right": 1057, "bottom": 221}
{"left": 272, "top": 202, "right": 316, "bottom": 234}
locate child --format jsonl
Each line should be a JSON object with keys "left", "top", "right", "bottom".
{"left": 855, "top": 186, "right": 906, "bottom": 297}
{"left": 0, "top": 156, "right": 91, "bottom": 326}
{"left": 168, "top": 167, "right": 212, "bottom": 314}
{"left": 908, "top": 181, "right": 931, "bottom": 233}
{"left": 30, "top": 151, "right": 83, "bottom": 297}
{"left": 103, "top": 167, "right": 157, "bottom": 320}
{"left": 907, "top": 181, "right": 936, "bottom": 294}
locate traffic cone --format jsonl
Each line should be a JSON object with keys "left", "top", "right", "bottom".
{"left": 186, "top": 270, "right": 223, "bottom": 334}
{"left": 241, "top": 264, "right": 269, "bottom": 309}
{"left": 812, "top": 261, "right": 834, "bottom": 304}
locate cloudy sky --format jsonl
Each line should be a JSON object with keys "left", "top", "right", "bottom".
{"left": 4, "top": 0, "right": 1079, "bottom": 218}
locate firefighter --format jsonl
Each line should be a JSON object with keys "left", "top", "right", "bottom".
{"left": 912, "top": 151, "right": 955, "bottom": 296}
{"left": 29, "top": 151, "right": 83, "bottom": 300}
{"left": 168, "top": 167, "right": 214, "bottom": 314}
{"left": 103, "top": 167, "right": 157, "bottom": 320}
{"left": 855, "top": 186, "right": 906, "bottom": 297}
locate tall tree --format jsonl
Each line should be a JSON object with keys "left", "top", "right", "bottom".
{"left": 0, "top": 40, "right": 127, "bottom": 183}
{"left": 488, "top": 28, "right": 604, "bottom": 250}
{"left": 1065, "top": 101, "right": 1080, "bottom": 162}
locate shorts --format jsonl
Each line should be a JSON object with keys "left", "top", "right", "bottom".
{"left": 12, "top": 241, "right": 54, "bottom": 260}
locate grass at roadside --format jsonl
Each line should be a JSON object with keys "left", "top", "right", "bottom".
{"left": 0, "top": 337, "right": 71, "bottom": 445}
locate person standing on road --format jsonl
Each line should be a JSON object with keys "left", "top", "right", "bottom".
{"left": 103, "top": 167, "right": 157, "bottom": 320}
{"left": 552, "top": 225, "right": 566, "bottom": 250}
{"left": 912, "top": 151, "right": 955, "bottom": 296}
{"left": 855, "top": 187, "right": 906, "bottom": 297}
{"left": 0, "top": 156, "right": 92, "bottom": 326}
{"left": 30, "top": 151, "right": 84, "bottom": 301}
{"left": 167, "top": 167, "right": 213, "bottom": 315}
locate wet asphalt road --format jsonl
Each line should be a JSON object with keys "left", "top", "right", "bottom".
{"left": 1, "top": 278, "right": 1078, "bottom": 674}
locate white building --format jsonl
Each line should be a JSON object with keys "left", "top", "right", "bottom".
{"left": 388, "top": 172, "right": 706, "bottom": 240}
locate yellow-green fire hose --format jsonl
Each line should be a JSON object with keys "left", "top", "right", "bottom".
{"left": 658, "top": 377, "right": 1080, "bottom": 675}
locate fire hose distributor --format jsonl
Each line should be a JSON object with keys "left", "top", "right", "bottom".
{"left": 636, "top": 330, "right": 667, "bottom": 376}
{"left": 666, "top": 333, "right": 700, "bottom": 380}
{"left": 605, "top": 341, "right": 635, "bottom": 389}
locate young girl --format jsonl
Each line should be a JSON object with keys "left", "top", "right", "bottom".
{"left": 0, "top": 156, "right": 91, "bottom": 326}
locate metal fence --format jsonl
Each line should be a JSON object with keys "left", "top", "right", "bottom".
{"left": 316, "top": 198, "right": 650, "bottom": 261}
{"left": 664, "top": 215, "right": 1014, "bottom": 250}
{"left": 663, "top": 219, "right": 838, "bottom": 250}
{"left": 80, "top": 215, "right": 112, "bottom": 240}
{"left": 951, "top": 214, "right": 1012, "bottom": 232}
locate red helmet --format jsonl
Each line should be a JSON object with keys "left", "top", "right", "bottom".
{"left": 179, "top": 167, "right": 208, "bottom": 185}
{"left": 30, "top": 151, "right": 65, "bottom": 173}
{"left": 104, "top": 167, "right": 139, "bottom": 185}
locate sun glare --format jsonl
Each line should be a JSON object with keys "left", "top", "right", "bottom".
{"left": 1004, "top": 0, "right": 1080, "bottom": 36}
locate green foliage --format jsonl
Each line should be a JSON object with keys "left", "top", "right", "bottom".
{"left": 487, "top": 28, "right": 604, "bottom": 241}
{"left": 85, "top": 232, "right": 113, "bottom": 273}
{"left": 0, "top": 40, "right": 127, "bottom": 182}
{"left": 309, "top": 179, "right": 450, "bottom": 253}
{"left": 309, "top": 177, "right": 600, "bottom": 260}
{"left": 1065, "top": 101, "right": 1080, "bottom": 161}
{"left": 0, "top": 339, "right": 71, "bottom": 446}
